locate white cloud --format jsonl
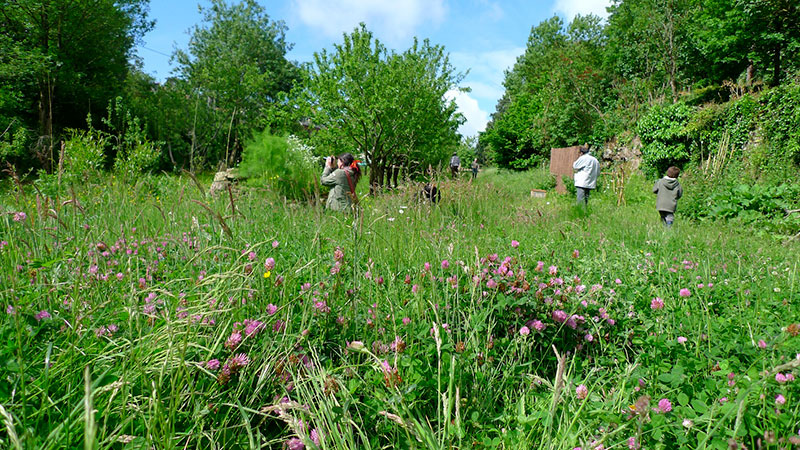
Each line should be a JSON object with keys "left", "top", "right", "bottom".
{"left": 450, "top": 48, "right": 523, "bottom": 89}
{"left": 474, "top": 0, "right": 504, "bottom": 21}
{"left": 445, "top": 89, "right": 489, "bottom": 137}
{"left": 449, "top": 47, "right": 524, "bottom": 117}
{"left": 464, "top": 81, "right": 504, "bottom": 105}
{"left": 291, "top": 0, "right": 446, "bottom": 42}
{"left": 552, "top": 0, "right": 612, "bottom": 20}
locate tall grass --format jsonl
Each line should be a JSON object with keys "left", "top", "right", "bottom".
{"left": 0, "top": 168, "right": 798, "bottom": 449}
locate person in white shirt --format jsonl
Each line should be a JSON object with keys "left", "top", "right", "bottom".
{"left": 572, "top": 145, "right": 599, "bottom": 207}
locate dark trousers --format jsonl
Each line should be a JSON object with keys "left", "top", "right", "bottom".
{"left": 659, "top": 211, "right": 674, "bottom": 227}
{"left": 576, "top": 187, "right": 592, "bottom": 205}
{"left": 450, "top": 166, "right": 459, "bottom": 178}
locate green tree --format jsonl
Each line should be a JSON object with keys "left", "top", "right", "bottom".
{"left": 174, "top": 0, "right": 300, "bottom": 170}
{"left": 738, "top": 0, "right": 800, "bottom": 86}
{"left": 0, "top": 0, "right": 152, "bottom": 170}
{"left": 482, "top": 15, "right": 610, "bottom": 169}
{"left": 605, "top": 0, "right": 692, "bottom": 103}
{"left": 302, "top": 24, "right": 464, "bottom": 189}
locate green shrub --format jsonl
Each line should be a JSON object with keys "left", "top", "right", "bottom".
{"left": 62, "top": 127, "right": 106, "bottom": 184}
{"left": 761, "top": 81, "right": 800, "bottom": 164}
{"left": 636, "top": 102, "right": 694, "bottom": 177}
{"left": 529, "top": 164, "right": 557, "bottom": 191}
{"left": 240, "top": 132, "right": 317, "bottom": 201}
{"left": 681, "top": 173, "right": 800, "bottom": 234}
{"left": 0, "top": 124, "right": 28, "bottom": 165}
{"left": 684, "top": 84, "right": 730, "bottom": 106}
{"left": 103, "top": 97, "right": 161, "bottom": 178}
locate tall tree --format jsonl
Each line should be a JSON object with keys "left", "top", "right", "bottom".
{"left": 174, "top": 0, "right": 300, "bottom": 169}
{"left": 738, "top": 0, "right": 800, "bottom": 86}
{"left": 605, "top": 0, "right": 692, "bottom": 103}
{"left": 0, "top": 0, "right": 153, "bottom": 170}
{"left": 481, "top": 15, "right": 610, "bottom": 169}
{"left": 302, "top": 24, "right": 463, "bottom": 189}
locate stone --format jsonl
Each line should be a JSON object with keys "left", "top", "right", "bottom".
{"left": 208, "top": 168, "right": 239, "bottom": 196}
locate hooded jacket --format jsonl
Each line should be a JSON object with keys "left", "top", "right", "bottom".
{"left": 572, "top": 153, "right": 600, "bottom": 189}
{"left": 653, "top": 176, "right": 683, "bottom": 212}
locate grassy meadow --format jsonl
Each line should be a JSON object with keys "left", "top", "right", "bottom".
{"left": 1, "top": 168, "right": 799, "bottom": 449}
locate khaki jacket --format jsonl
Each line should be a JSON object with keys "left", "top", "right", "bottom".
{"left": 321, "top": 166, "right": 354, "bottom": 212}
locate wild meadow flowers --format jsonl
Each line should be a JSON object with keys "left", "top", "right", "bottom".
{"left": 2, "top": 170, "right": 799, "bottom": 449}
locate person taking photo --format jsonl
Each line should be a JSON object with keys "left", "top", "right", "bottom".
{"left": 321, "top": 153, "right": 361, "bottom": 212}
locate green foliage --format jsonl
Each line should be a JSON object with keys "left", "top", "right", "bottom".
{"left": 637, "top": 102, "right": 693, "bottom": 177}
{"left": 528, "top": 164, "right": 557, "bottom": 191}
{"left": 303, "top": 24, "right": 463, "bottom": 188}
{"left": 240, "top": 132, "right": 317, "bottom": 201}
{"left": 0, "top": 125, "right": 29, "bottom": 165}
{"left": 682, "top": 179, "right": 800, "bottom": 234}
{"left": 0, "top": 0, "right": 153, "bottom": 170}
{"left": 482, "top": 15, "right": 611, "bottom": 169}
{"left": 174, "top": 0, "right": 300, "bottom": 168}
{"left": 103, "top": 97, "right": 161, "bottom": 178}
{"left": 61, "top": 126, "right": 106, "bottom": 184}
{"left": 761, "top": 81, "right": 800, "bottom": 164}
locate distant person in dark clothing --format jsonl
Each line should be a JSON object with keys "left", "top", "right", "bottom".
{"left": 449, "top": 152, "right": 461, "bottom": 179}
{"left": 653, "top": 166, "right": 683, "bottom": 228}
{"left": 471, "top": 158, "right": 479, "bottom": 180}
{"left": 420, "top": 183, "right": 441, "bottom": 203}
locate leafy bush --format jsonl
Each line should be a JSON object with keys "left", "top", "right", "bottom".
{"left": 62, "top": 127, "right": 106, "bottom": 184}
{"left": 761, "top": 81, "right": 800, "bottom": 164}
{"left": 684, "top": 84, "right": 730, "bottom": 106}
{"left": 103, "top": 97, "right": 161, "bottom": 178}
{"left": 529, "top": 164, "right": 557, "bottom": 190}
{"left": 636, "top": 102, "right": 694, "bottom": 177}
{"left": 0, "top": 124, "right": 28, "bottom": 166}
{"left": 240, "top": 132, "right": 317, "bottom": 201}
{"left": 682, "top": 177, "right": 800, "bottom": 234}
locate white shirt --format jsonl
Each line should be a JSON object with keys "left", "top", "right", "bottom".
{"left": 573, "top": 153, "right": 599, "bottom": 189}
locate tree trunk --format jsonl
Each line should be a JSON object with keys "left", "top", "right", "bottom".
{"left": 772, "top": 43, "right": 782, "bottom": 86}
{"left": 391, "top": 165, "right": 400, "bottom": 188}
{"left": 369, "top": 163, "right": 383, "bottom": 195}
{"left": 38, "top": 76, "right": 55, "bottom": 172}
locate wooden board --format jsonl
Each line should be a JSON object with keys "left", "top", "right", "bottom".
{"left": 550, "top": 146, "right": 582, "bottom": 193}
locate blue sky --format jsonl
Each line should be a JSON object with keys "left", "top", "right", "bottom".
{"left": 136, "top": 0, "right": 611, "bottom": 137}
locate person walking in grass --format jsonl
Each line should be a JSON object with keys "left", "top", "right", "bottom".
{"left": 653, "top": 166, "right": 683, "bottom": 228}
{"left": 321, "top": 153, "right": 361, "bottom": 212}
{"left": 470, "top": 158, "right": 479, "bottom": 180}
{"left": 572, "top": 144, "right": 599, "bottom": 207}
{"left": 449, "top": 152, "right": 461, "bottom": 179}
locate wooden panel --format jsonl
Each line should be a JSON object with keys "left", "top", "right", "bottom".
{"left": 550, "top": 146, "right": 582, "bottom": 193}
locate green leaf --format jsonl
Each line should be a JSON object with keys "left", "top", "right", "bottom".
{"left": 691, "top": 398, "right": 708, "bottom": 414}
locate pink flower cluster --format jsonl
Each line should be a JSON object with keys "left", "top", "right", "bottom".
{"left": 95, "top": 324, "right": 119, "bottom": 338}
{"left": 225, "top": 319, "right": 265, "bottom": 349}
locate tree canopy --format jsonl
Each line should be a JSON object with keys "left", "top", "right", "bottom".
{"left": 174, "top": 0, "right": 300, "bottom": 168}
{"left": 482, "top": 0, "right": 800, "bottom": 169}
{"left": 0, "top": 0, "right": 152, "bottom": 169}
{"left": 302, "top": 24, "right": 464, "bottom": 189}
